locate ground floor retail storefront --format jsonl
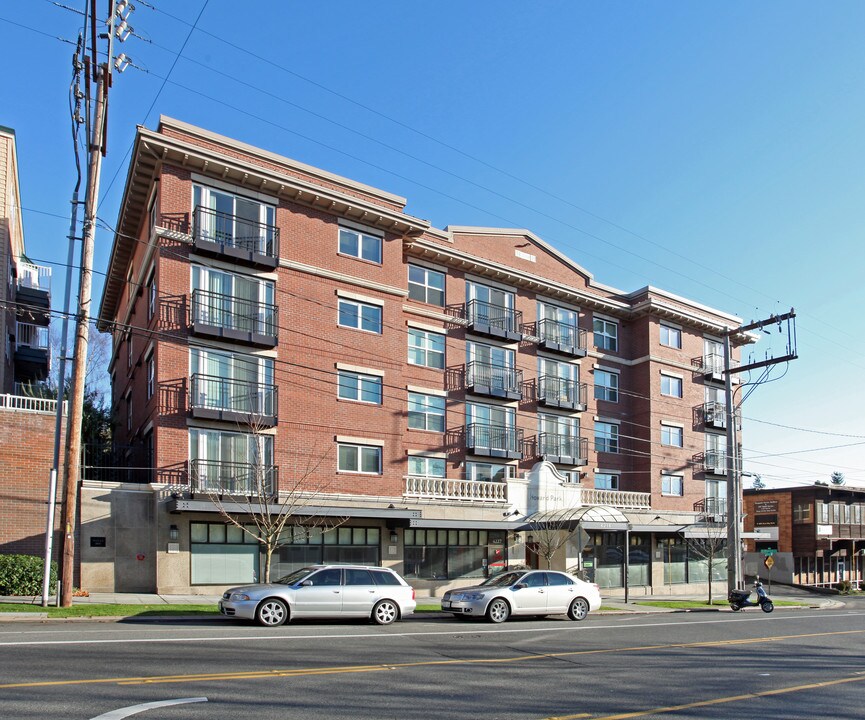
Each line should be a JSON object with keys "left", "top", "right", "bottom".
{"left": 78, "top": 481, "right": 729, "bottom": 597}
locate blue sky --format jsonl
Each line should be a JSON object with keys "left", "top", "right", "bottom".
{"left": 2, "top": 1, "right": 863, "bottom": 487}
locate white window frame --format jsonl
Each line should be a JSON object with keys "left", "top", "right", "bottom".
{"left": 594, "top": 472, "right": 619, "bottom": 490}
{"left": 337, "top": 443, "right": 382, "bottom": 475}
{"left": 338, "top": 370, "right": 383, "bottom": 405}
{"left": 465, "top": 461, "right": 513, "bottom": 483}
{"left": 408, "top": 392, "right": 446, "bottom": 432}
{"left": 661, "top": 423, "right": 684, "bottom": 447}
{"left": 408, "top": 328, "right": 445, "bottom": 369}
{"left": 594, "top": 368, "right": 619, "bottom": 402}
{"left": 661, "top": 373, "right": 683, "bottom": 398}
{"left": 126, "top": 391, "right": 133, "bottom": 432}
{"left": 662, "top": 474, "right": 684, "bottom": 496}
{"left": 338, "top": 298, "right": 383, "bottom": 334}
{"left": 407, "top": 264, "right": 445, "bottom": 306}
{"left": 407, "top": 455, "right": 446, "bottom": 478}
{"left": 146, "top": 352, "right": 155, "bottom": 400}
{"left": 660, "top": 323, "right": 682, "bottom": 349}
{"left": 146, "top": 266, "right": 156, "bottom": 321}
{"left": 338, "top": 226, "right": 382, "bottom": 264}
{"left": 593, "top": 317, "right": 618, "bottom": 351}
{"left": 594, "top": 421, "right": 619, "bottom": 454}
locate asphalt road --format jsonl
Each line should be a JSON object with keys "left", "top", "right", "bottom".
{"left": 2, "top": 602, "right": 865, "bottom": 720}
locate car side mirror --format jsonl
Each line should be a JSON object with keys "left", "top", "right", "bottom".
{"left": 514, "top": 582, "right": 527, "bottom": 590}
{"left": 300, "top": 580, "right": 313, "bottom": 587}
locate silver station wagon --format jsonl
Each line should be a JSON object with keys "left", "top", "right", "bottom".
{"left": 219, "top": 564, "right": 417, "bottom": 627}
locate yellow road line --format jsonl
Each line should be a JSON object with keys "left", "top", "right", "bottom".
{"left": 580, "top": 674, "right": 865, "bottom": 720}
{"left": 1, "top": 629, "right": 862, "bottom": 690}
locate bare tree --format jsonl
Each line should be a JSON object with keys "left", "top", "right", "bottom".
{"left": 195, "top": 386, "right": 348, "bottom": 583}
{"left": 523, "top": 507, "right": 583, "bottom": 570}
{"left": 682, "top": 521, "right": 727, "bottom": 605}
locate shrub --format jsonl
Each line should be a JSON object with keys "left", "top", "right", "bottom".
{"left": 836, "top": 580, "right": 852, "bottom": 594}
{"left": 0, "top": 554, "right": 57, "bottom": 596}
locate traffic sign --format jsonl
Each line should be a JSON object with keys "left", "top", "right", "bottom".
{"left": 761, "top": 549, "right": 778, "bottom": 556}
{"left": 764, "top": 555, "right": 775, "bottom": 570}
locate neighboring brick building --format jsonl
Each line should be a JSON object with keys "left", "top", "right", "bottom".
{"left": 743, "top": 485, "right": 865, "bottom": 589}
{"left": 87, "top": 117, "right": 755, "bottom": 595}
{"left": 0, "top": 125, "right": 61, "bottom": 557}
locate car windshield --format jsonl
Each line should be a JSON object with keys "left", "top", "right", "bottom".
{"left": 480, "top": 571, "right": 527, "bottom": 587}
{"left": 273, "top": 567, "right": 317, "bottom": 586}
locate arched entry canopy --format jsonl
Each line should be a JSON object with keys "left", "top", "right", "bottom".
{"left": 518, "top": 505, "right": 630, "bottom": 532}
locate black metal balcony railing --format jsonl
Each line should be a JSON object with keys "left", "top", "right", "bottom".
{"left": 537, "top": 319, "right": 587, "bottom": 356}
{"left": 189, "top": 374, "right": 277, "bottom": 420}
{"left": 702, "top": 400, "right": 727, "bottom": 429}
{"left": 538, "top": 375, "right": 587, "bottom": 410}
{"left": 703, "top": 449, "right": 728, "bottom": 474}
{"left": 81, "top": 444, "right": 152, "bottom": 484}
{"left": 465, "top": 422, "right": 523, "bottom": 459}
{"left": 465, "top": 299, "right": 522, "bottom": 340}
{"left": 694, "top": 496, "right": 728, "bottom": 518}
{"left": 466, "top": 361, "right": 522, "bottom": 400}
{"left": 191, "top": 289, "right": 278, "bottom": 344}
{"left": 190, "top": 458, "right": 278, "bottom": 496}
{"left": 537, "top": 433, "right": 588, "bottom": 465}
{"left": 193, "top": 205, "right": 279, "bottom": 263}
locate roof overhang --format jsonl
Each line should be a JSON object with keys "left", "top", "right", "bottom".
{"left": 409, "top": 518, "right": 520, "bottom": 530}
{"left": 520, "top": 505, "right": 631, "bottom": 532}
{"left": 98, "top": 124, "right": 430, "bottom": 329}
{"left": 167, "top": 497, "right": 422, "bottom": 522}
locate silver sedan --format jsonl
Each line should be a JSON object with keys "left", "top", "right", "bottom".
{"left": 219, "top": 565, "right": 417, "bottom": 627}
{"left": 441, "top": 570, "right": 601, "bottom": 623}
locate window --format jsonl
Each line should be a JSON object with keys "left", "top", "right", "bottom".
{"left": 146, "top": 353, "right": 154, "bottom": 400}
{"left": 190, "top": 349, "right": 275, "bottom": 416}
{"left": 595, "top": 473, "right": 619, "bottom": 490}
{"left": 818, "top": 503, "right": 829, "bottom": 524}
{"left": 268, "top": 526, "right": 382, "bottom": 579}
{"left": 538, "top": 302, "right": 579, "bottom": 346}
{"left": 559, "top": 470, "right": 581, "bottom": 484}
{"left": 408, "top": 265, "right": 445, "bottom": 306}
{"left": 338, "top": 443, "right": 382, "bottom": 474}
{"left": 408, "top": 328, "right": 445, "bottom": 369}
{"left": 338, "top": 371, "right": 382, "bottom": 404}
{"left": 338, "top": 299, "right": 382, "bottom": 334}
{"left": 191, "top": 266, "right": 276, "bottom": 335}
{"left": 146, "top": 267, "right": 156, "bottom": 321}
{"left": 193, "top": 185, "right": 276, "bottom": 255}
{"left": 662, "top": 474, "right": 684, "bottom": 496}
{"left": 661, "top": 424, "right": 683, "bottom": 447}
{"left": 126, "top": 392, "right": 132, "bottom": 432}
{"left": 466, "top": 280, "right": 516, "bottom": 332}
{"left": 126, "top": 332, "right": 133, "bottom": 370}
{"left": 660, "top": 323, "right": 682, "bottom": 349}
{"left": 593, "top": 317, "right": 618, "bottom": 351}
{"left": 408, "top": 392, "right": 445, "bottom": 432}
{"left": 407, "top": 455, "right": 446, "bottom": 477}
{"left": 594, "top": 369, "right": 619, "bottom": 402}
{"left": 189, "top": 428, "right": 274, "bottom": 494}
{"left": 190, "top": 521, "right": 260, "bottom": 585}
{"left": 595, "top": 422, "right": 619, "bottom": 454}
{"left": 404, "top": 528, "right": 498, "bottom": 581}
{"left": 661, "top": 374, "right": 683, "bottom": 398}
{"left": 466, "top": 462, "right": 512, "bottom": 482}
{"left": 467, "top": 341, "right": 515, "bottom": 391}
{"left": 339, "top": 226, "right": 382, "bottom": 264}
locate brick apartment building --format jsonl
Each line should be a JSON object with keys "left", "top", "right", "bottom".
{"left": 743, "top": 485, "right": 865, "bottom": 590}
{"left": 85, "top": 117, "right": 755, "bottom": 596}
{"left": 0, "top": 125, "right": 61, "bottom": 557}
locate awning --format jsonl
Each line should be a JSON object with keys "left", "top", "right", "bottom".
{"left": 409, "top": 518, "right": 521, "bottom": 530}
{"left": 167, "top": 497, "right": 421, "bottom": 523}
{"left": 519, "top": 505, "right": 630, "bottom": 532}
{"left": 628, "top": 523, "right": 686, "bottom": 534}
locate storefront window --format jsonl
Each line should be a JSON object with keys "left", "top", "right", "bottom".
{"left": 404, "top": 529, "right": 499, "bottom": 580}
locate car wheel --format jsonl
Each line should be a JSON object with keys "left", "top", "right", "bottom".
{"left": 372, "top": 599, "right": 398, "bottom": 625}
{"left": 486, "top": 598, "right": 510, "bottom": 623}
{"left": 256, "top": 598, "right": 288, "bottom": 627}
{"left": 568, "top": 597, "right": 590, "bottom": 621}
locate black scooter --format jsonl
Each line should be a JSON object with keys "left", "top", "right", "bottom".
{"left": 729, "top": 581, "right": 774, "bottom": 613}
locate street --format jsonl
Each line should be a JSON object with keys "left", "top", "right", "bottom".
{"left": 2, "top": 603, "right": 865, "bottom": 719}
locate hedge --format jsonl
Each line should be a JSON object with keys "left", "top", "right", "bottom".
{"left": 0, "top": 554, "right": 57, "bottom": 596}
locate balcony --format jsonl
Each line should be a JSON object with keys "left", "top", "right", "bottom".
{"left": 465, "top": 423, "right": 523, "bottom": 460}
{"left": 189, "top": 458, "right": 278, "bottom": 497}
{"left": 702, "top": 401, "right": 727, "bottom": 429}
{"left": 192, "top": 205, "right": 279, "bottom": 269}
{"left": 537, "top": 433, "right": 588, "bottom": 466}
{"left": 694, "top": 496, "right": 727, "bottom": 522}
{"left": 403, "top": 475, "right": 507, "bottom": 503}
{"left": 16, "top": 261, "right": 51, "bottom": 323}
{"left": 538, "top": 375, "right": 587, "bottom": 411}
{"left": 191, "top": 289, "right": 278, "bottom": 347}
{"left": 465, "top": 361, "right": 522, "bottom": 400}
{"left": 463, "top": 299, "right": 522, "bottom": 342}
{"left": 692, "top": 353, "right": 740, "bottom": 383}
{"left": 535, "top": 319, "right": 587, "bottom": 357}
{"left": 189, "top": 374, "right": 277, "bottom": 426}
{"left": 701, "top": 449, "right": 728, "bottom": 476}
{"left": 14, "top": 322, "right": 49, "bottom": 382}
